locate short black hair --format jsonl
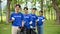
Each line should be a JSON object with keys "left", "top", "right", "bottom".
{"left": 32, "top": 8, "right": 37, "bottom": 10}
{"left": 15, "top": 4, "right": 21, "bottom": 8}
{"left": 24, "top": 7, "right": 28, "bottom": 10}
{"left": 39, "top": 10, "right": 43, "bottom": 13}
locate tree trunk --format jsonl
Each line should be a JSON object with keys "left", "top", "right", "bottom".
{"left": 0, "top": 0, "right": 2, "bottom": 23}
{"left": 6, "top": 0, "right": 10, "bottom": 24}
{"left": 41, "top": 0, "right": 43, "bottom": 11}
{"left": 26, "top": 0, "right": 27, "bottom": 7}
{"left": 18, "top": 0, "right": 20, "bottom": 4}
{"left": 52, "top": 0, "right": 60, "bottom": 23}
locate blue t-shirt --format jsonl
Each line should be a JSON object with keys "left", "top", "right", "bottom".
{"left": 10, "top": 12, "right": 24, "bottom": 27}
{"left": 30, "top": 14, "right": 38, "bottom": 27}
{"left": 23, "top": 14, "right": 31, "bottom": 28}
{"left": 37, "top": 16, "right": 45, "bottom": 26}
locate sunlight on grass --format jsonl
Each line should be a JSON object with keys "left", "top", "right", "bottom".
{"left": 0, "top": 16, "right": 6, "bottom": 23}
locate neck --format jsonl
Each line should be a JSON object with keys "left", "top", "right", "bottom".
{"left": 25, "top": 13, "right": 28, "bottom": 14}
{"left": 32, "top": 13, "right": 35, "bottom": 14}
{"left": 39, "top": 15, "right": 42, "bottom": 16}
{"left": 15, "top": 11, "right": 19, "bottom": 13}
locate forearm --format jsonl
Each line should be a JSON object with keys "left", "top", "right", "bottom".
{"left": 42, "top": 19, "right": 45, "bottom": 22}
{"left": 9, "top": 20, "right": 13, "bottom": 23}
{"left": 36, "top": 19, "right": 39, "bottom": 23}
{"left": 22, "top": 20, "right": 24, "bottom": 27}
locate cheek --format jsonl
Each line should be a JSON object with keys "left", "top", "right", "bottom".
{"left": 27, "top": 10, "right": 28, "bottom": 12}
{"left": 24, "top": 11, "right": 27, "bottom": 13}
{"left": 26, "top": 11, "right": 28, "bottom": 13}
{"left": 33, "top": 11, "right": 35, "bottom": 13}
{"left": 25, "top": 10, "right": 28, "bottom": 12}
{"left": 17, "top": 8, "right": 19, "bottom": 10}
{"left": 16, "top": 7, "right": 20, "bottom": 10}
{"left": 33, "top": 10, "right": 36, "bottom": 12}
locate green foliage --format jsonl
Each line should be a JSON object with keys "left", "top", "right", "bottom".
{"left": 56, "top": 0, "right": 60, "bottom": 9}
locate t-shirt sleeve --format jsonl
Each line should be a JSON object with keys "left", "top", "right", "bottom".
{"left": 35, "top": 15, "right": 38, "bottom": 21}
{"left": 29, "top": 14, "right": 31, "bottom": 21}
{"left": 21, "top": 14, "right": 24, "bottom": 20}
{"left": 10, "top": 13, "right": 13, "bottom": 20}
{"left": 43, "top": 16, "right": 45, "bottom": 19}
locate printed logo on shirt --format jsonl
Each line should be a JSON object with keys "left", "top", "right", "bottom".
{"left": 38, "top": 17, "right": 43, "bottom": 19}
{"left": 14, "top": 16, "right": 21, "bottom": 17}
{"left": 32, "top": 16, "right": 36, "bottom": 18}
{"left": 24, "top": 16, "right": 29, "bottom": 18}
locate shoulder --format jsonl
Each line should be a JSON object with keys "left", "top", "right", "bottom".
{"left": 29, "top": 13, "right": 31, "bottom": 15}
{"left": 35, "top": 15, "right": 37, "bottom": 17}
{"left": 28, "top": 14, "right": 30, "bottom": 15}
{"left": 19, "top": 12, "right": 24, "bottom": 15}
{"left": 19, "top": 12, "right": 22, "bottom": 14}
{"left": 37, "top": 16, "right": 39, "bottom": 17}
{"left": 42, "top": 16, "right": 45, "bottom": 18}
{"left": 23, "top": 14, "right": 25, "bottom": 16}
{"left": 34, "top": 14, "right": 37, "bottom": 17}
{"left": 42, "top": 16, "right": 45, "bottom": 19}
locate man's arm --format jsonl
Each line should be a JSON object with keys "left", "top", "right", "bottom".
{"left": 42, "top": 17, "right": 46, "bottom": 22}
{"left": 9, "top": 13, "right": 15, "bottom": 23}
{"left": 36, "top": 16, "right": 39, "bottom": 23}
{"left": 42, "top": 19, "right": 45, "bottom": 22}
{"left": 22, "top": 20, "right": 24, "bottom": 27}
{"left": 36, "top": 19, "right": 39, "bottom": 23}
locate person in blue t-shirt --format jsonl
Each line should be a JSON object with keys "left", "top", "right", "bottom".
{"left": 37, "top": 11, "right": 45, "bottom": 34}
{"left": 10, "top": 4, "right": 24, "bottom": 34}
{"left": 30, "top": 8, "right": 38, "bottom": 34}
{"left": 23, "top": 7, "right": 31, "bottom": 34}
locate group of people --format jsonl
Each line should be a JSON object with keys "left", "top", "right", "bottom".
{"left": 10, "top": 4, "right": 45, "bottom": 34}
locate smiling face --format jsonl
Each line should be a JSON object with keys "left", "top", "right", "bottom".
{"left": 32, "top": 9, "right": 36, "bottom": 14}
{"left": 15, "top": 4, "right": 21, "bottom": 12}
{"left": 32, "top": 8, "right": 37, "bottom": 14}
{"left": 24, "top": 9, "right": 28, "bottom": 14}
{"left": 15, "top": 6, "right": 20, "bottom": 12}
{"left": 24, "top": 7, "right": 28, "bottom": 14}
{"left": 39, "top": 11, "right": 43, "bottom": 16}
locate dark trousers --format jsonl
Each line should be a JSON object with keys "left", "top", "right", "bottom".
{"left": 26, "top": 28, "right": 30, "bottom": 34}
{"left": 17, "top": 27, "right": 26, "bottom": 34}
{"left": 30, "top": 28, "right": 36, "bottom": 34}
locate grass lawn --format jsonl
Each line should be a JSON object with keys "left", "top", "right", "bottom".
{"left": 44, "top": 20, "right": 60, "bottom": 34}
{"left": 0, "top": 16, "right": 60, "bottom": 34}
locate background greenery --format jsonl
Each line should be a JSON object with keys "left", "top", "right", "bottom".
{"left": 0, "top": 0, "right": 60, "bottom": 34}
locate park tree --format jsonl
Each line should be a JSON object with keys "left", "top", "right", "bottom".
{"left": 0, "top": 0, "right": 2, "bottom": 23}
{"left": 6, "top": 0, "right": 21, "bottom": 24}
{"left": 5, "top": 0, "right": 60, "bottom": 24}
{"left": 52, "top": 0, "right": 60, "bottom": 23}
{"left": 6, "top": 0, "right": 11, "bottom": 24}
{"left": 41, "top": 0, "right": 44, "bottom": 11}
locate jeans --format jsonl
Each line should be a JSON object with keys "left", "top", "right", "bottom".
{"left": 30, "top": 28, "right": 36, "bottom": 34}
{"left": 26, "top": 28, "right": 30, "bottom": 34}
{"left": 37, "top": 26, "right": 43, "bottom": 34}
